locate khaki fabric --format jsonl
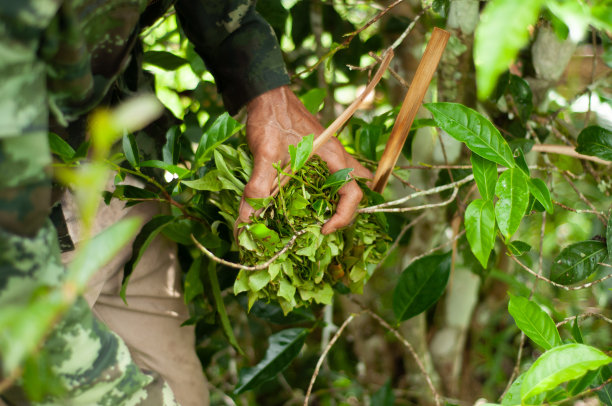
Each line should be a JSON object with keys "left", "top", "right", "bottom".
{"left": 60, "top": 177, "right": 209, "bottom": 406}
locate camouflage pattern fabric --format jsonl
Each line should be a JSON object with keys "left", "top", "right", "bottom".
{"left": 1, "top": 0, "right": 290, "bottom": 403}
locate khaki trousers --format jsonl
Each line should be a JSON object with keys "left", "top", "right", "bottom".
{"left": 60, "top": 181, "right": 210, "bottom": 406}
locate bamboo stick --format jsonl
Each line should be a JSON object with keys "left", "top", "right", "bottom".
{"left": 372, "top": 27, "right": 450, "bottom": 193}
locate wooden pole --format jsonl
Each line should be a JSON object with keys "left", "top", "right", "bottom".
{"left": 372, "top": 27, "right": 450, "bottom": 193}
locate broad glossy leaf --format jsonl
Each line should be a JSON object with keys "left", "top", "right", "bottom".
{"left": 595, "top": 364, "right": 612, "bottom": 406}
{"left": 471, "top": 153, "right": 498, "bottom": 201}
{"left": 509, "top": 74, "right": 533, "bottom": 123}
{"left": 299, "top": 88, "right": 326, "bottom": 114}
{"left": 495, "top": 168, "right": 529, "bottom": 240}
{"left": 289, "top": 133, "right": 314, "bottom": 173}
{"left": 195, "top": 113, "right": 243, "bottom": 167}
{"left": 550, "top": 240, "right": 607, "bottom": 285}
{"left": 393, "top": 252, "right": 451, "bottom": 322}
{"left": 576, "top": 126, "right": 612, "bottom": 162}
{"left": 514, "top": 148, "right": 530, "bottom": 176}
{"left": 206, "top": 261, "right": 244, "bottom": 355}
{"left": 474, "top": 0, "right": 544, "bottom": 99}
{"left": 143, "top": 50, "right": 188, "bottom": 70}
{"left": 521, "top": 344, "right": 612, "bottom": 401}
{"left": 234, "top": 328, "right": 308, "bottom": 394}
{"left": 162, "top": 126, "right": 181, "bottom": 165}
{"left": 528, "top": 178, "right": 553, "bottom": 214}
{"left": 122, "top": 133, "right": 140, "bottom": 169}
{"left": 322, "top": 168, "right": 353, "bottom": 194}
{"left": 508, "top": 240, "right": 531, "bottom": 256}
{"left": 501, "top": 374, "right": 545, "bottom": 406}
{"left": 356, "top": 124, "right": 383, "bottom": 161}
{"left": 425, "top": 102, "right": 515, "bottom": 168}
{"left": 48, "top": 132, "right": 75, "bottom": 162}
{"left": 465, "top": 199, "right": 496, "bottom": 268}
{"left": 508, "top": 295, "right": 561, "bottom": 350}
{"left": 121, "top": 215, "right": 174, "bottom": 301}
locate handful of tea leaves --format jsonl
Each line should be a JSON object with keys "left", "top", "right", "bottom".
{"left": 204, "top": 139, "right": 389, "bottom": 314}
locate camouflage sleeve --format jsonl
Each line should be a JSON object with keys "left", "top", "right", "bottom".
{"left": 0, "top": 2, "right": 178, "bottom": 404}
{"left": 174, "top": 0, "right": 290, "bottom": 115}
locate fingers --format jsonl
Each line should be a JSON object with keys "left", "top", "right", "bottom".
{"left": 321, "top": 179, "right": 363, "bottom": 235}
{"left": 236, "top": 153, "right": 278, "bottom": 231}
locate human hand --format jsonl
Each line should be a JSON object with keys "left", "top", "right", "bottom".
{"left": 237, "top": 85, "right": 372, "bottom": 236}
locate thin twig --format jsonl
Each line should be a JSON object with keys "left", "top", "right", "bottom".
{"left": 303, "top": 314, "right": 358, "bottom": 406}
{"left": 190, "top": 231, "right": 305, "bottom": 271}
{"left": 530, "top": 144, "right": 611, "bottom": 166}
{"left": 358, "top": 187, "right": 458, "bottom": 213}
{"left": 556, "top": 312, "right": 612, "bottom": 328}
{"left": 392, "top": 172, "right": 424, "bottom": 191}
{"left": 561, "top": 171, "right": 607, "bottom": 224}
{"left": 390, "top": 5, "right": 432, "bottom": 50}
{"left": 360, "top": 307, "right": 442, "bottom": 406}
{"left": 553, "top": 200, "right": 608, "bottom": 218}
{"left": 510, "top": 255, "right": 612, "bottom": 291}
{"left": 552, "top": 376, "right": 612, "bottom": 405}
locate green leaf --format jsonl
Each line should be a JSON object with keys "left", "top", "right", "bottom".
{"left": 474, "top": 0, "right": 544, "bottom": 99}
{"left": 501, "top": 374, "right": 545, "bottom": 406}
{"left": 248, "top": 301, "right": 315, "bottom": 324}
{"left": 234, "top": 328, "right": 309, "bottom": 394}
{"left": 182, "top": 170, "right": 224, "bottom": 191}
{"left": 576, "top": 125, "right": 612, "bottom": 162}
{"left": 495, "top": 168, "right": 529, "bottom": 240}
{"left": 371, "top": 380, "right": 395, "bottom": 406}
{"left": 432, "top": 0, "right": 449, "bottom": 17}
{"left": 321, "top": 168, "right": 353, "bottom": 194}
{"left": 425, "top": 102, "right": 515, "bottom": 168}
{"left": 594, "top": 364, "right": 612, "bottom": 406}
{"left": 521, "top": 344, "right": 612, "bottom": 401}
{"left": 571, "top": 317, "right": 584, "bottom": 344}
{"left": 140, "top": 160, "right": 189, "bottom": 178}
{"left": 195, "top": 113, "right": 243, "bottom": 167}
{"left": 507, "top": 240, "right": 531, "bottom": 256}
{"left": 393, "top": 252, "right": 451, "bottom": 322}
{"left": 550, "top": 240, "right": 608, "bottom": 285}
{"left": 121, "top": 215, "right": 174, "bottom": 302}
{"left": 356, "top": 124, "right": 383, "bottom": 161}
{"left": 143, "top": 50, "right": 188, "bottom": 70}
{"left": 162, "top": 126, "right": 181, "bottom": 165}
{"left": 508, "top": 295, "right": 562, "bottom": 350}
{"left": 206, "top": 261, "right": 245, "bottom": 355}
{"left": 289, "top": 133, "right": 314, "bottom": 173}
{"left": 48, "top": 132, "right": 75, "bottom": 162}
{"left": 184, "top": 257, "right": 204, "bottom": 304}
{"left": 514, "top": 148, "right": 530, "bottom": 176}
{"left": 471, "top": 153, "right": 498, "bottom": 201}
{"left": 245, "top": 196, "right": 273, "bottom": 211}
{"left": 508, "top": 74, "right": 533, "bottom": 124}
{"left": 465, "top": 199, "right": 496, "bottom": 268}
{"left": 299, "top": 88, "right": 326, "bottom": 114}
{"left": 528, "top": 178, "right": 553, "bottom": 214}
{"left": 567, "top": 369, "right": 599, "bottom": 396}
{"left": 122, "top": 133, "right": 140, "bottom": 169}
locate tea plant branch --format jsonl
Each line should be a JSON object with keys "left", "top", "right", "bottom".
{"left": 556, "top": 312, "right": 612, "bottom": 328}
{"left": 509, "top": 255, "right": 612, "bottom": 291}
{"left": 190, "top": 230, "right": 306, "bottom": 271}
{"left": 561, "top": 171, "right": 607, "bottom": 224}
{"left": 358, "top": 305, "right": 442, "bottom": 406}
{"left": 303, "top": 313, "right": 359, "bottom": 406}
{"left": 358, "top": 186, "right": 458, "bottom": 213}
{"left": 553, "top": 200, "right": 609, "bottom": 219}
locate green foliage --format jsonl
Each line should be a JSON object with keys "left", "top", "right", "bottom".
{"left": 495, "top": 168, "right": 530, "bottom": 241}
{"left": 508, "top": 295, "right": 562, "bottom": 350}
{"left": 576, "top": 126, "right": 612, "bottom": 162}
{"left": 465, "top": 199, "right": 496, "bottom": 268}
{"left": 549, "top": 240, "right": 608, "bottom": 285}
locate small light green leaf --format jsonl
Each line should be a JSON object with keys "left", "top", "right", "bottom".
{"left": 507, "top": 240, "right": 531, "bottom": 256}
{"left": 122, "top": 133, "right": 140, "bottom": 169}
{"left": 425, "top": 102, "right": 515, "bottom": 168}
{"left": 143, "top": 50, "right": 188, "bottom": 70}
{"left": 393, "top": 252, "right": 451, "bottom": 322}
{"left": 182, "top": 170, "right": 224, "bottom": 191}
{"left": 289, "top": 133, "right": 314, "bottom": 173}
{"left": 521, "top": 344, "right": 612, "bottom": 401}
{"left": 249, "top": 269, "right": 271, "bottom": 292}
{"left": 121, "top": 215, "right": 174, "bottom": 302}
{"left": 206, "top": 261, "right": 245, "bottom": 355}
{"left": 508, "top": 295, "right": 562, "bottom": 350}
{"left": 245, "top": 196, "right": 273, "bottom": 211}
{"left": 508, "top": 74, "right": 533, "bottom": 124}
{"left": 471, "top": 153, "right": 498, "bottom": 201}
{"left": 528, "top": 178, "right": 553, "bottom": 214}
{"left": 278, "top": 279, "right": 296, "bottom": 303}
{"left": 299, "top": 88, "right": 326, "bottom": 114}
{"left": 576, "top": 125, "right": 612, "bottom": 162}
{"left": 249, "top": 223, "right": 280, "bottom": 245}
{"left": 550, "top": 240, "right": 608, "bottom": 285}
{"left": 474, "top": 0, "right": 544, "bottom": 99}
{"left": 195, "top": 113, "right": 243, "bottom": 167}
{"left": 48, "top": 133, "right": 75, "bottom": 162}
{"left": 495, "top": 168, "right": 529, "bottom": 240}
{"left": 465, "top": 199, "right": 496, "bottom": 268}
{"left": 234, "top": 328, "right": 309, "bottom": 394}
{"left": 321, "top": 168, "right": 353, "bottom": 194}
